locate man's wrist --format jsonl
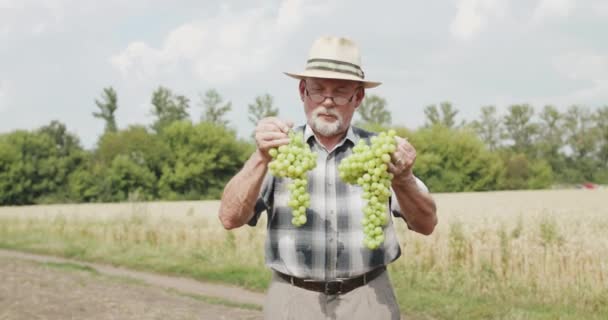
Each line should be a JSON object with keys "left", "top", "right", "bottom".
{"left": 253, "top": 149, "right": 272, "bottom": 165}
{"left": 392, "top": 171, "right": 417, "bottom": 189}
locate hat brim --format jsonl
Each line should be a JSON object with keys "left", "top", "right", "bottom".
{"left": 284, "top": 70, "right": 381, "bottom": 89}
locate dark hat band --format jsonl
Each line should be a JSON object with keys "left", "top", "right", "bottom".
{"left": 305, "top": 58, "right": 365, "bottom": 79}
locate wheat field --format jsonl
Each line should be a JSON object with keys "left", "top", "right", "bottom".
{"left": 1, "top": 189, "right": 607, "bottom": 318}
{"left": 393, "top": 189, "right": 608, "bottom": 310}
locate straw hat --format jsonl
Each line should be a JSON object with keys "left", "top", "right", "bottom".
{"left": 284, "top": 36, "right": 381, "bottom": 88}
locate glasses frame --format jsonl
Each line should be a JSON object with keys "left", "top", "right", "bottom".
{"left": 304, "top": 85, "right": 362, "bottom": 106}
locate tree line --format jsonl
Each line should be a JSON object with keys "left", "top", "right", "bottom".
{"left": 0, "top": 86, "right": 606, "bottom": 205}
{"left": 361, "top": 99, "right": 608, "bottom": 192}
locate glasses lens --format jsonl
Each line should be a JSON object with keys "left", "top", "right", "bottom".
{"left": 306, "top": 87, "right": 356, "bottom": 106}
{"left": 309, "top": 93, "right": 325, "bottom": 103}
{"left": 333, "top": 97, "right": 349, "bottom": 106}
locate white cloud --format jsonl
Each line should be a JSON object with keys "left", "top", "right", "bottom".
{"left": 532, "top": 83, "right": 608, "bottom": 108}
{"left": 0, "top": 0, "right": 18, "bottom": 9}
{"left": 276, "top": 0, "right": 326, "bottom": 31}
{"left": 552, "top": 52, "right": 608, "bottom": 82}
{"left": 111, "top": 0, "right": 329, "bottom": 84}
{"left": 592, "top": 1, "right": 608, "bottom": 17}
{"left": 277, "top": 0, "right": 304, "bottom": 29}
{"left": 532, "top": 0, "right": 575, "bottom": 22}
{"left": 0, "top": 80, "right": 8, "bottom": 112}
{"left": 535, "top": 51, "right": 608, "bottom": 106}
{"left": 0, "top": 0, "right": 68, "bottom": 36}
{"left": 0, "top": 0, "right": 148, "bottom": 37}
{"left": 449, "top": 0, "right": 507, "bottom": 40}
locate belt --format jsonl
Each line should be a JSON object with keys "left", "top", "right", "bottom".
{"left": 275, "top": 266, "right": 386, "bottom": 295}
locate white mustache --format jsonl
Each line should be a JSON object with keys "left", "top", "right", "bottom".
{"left": 313, "top": 107, "right": 341, "bottom": 120}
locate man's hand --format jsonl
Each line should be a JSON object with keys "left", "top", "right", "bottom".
{"left": 254, "top": 117, "right": 294, "bottom": 162}
{"left": 388, "top": 136, "right": 416, "bottom": 184}
{"left": 387, "top": 136, "right": 437, "bottom": 235}
{"left": 219, "top": 117, "right": 292, "bottom": 230}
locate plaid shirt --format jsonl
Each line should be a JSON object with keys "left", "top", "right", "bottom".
{"left": 249, "top": 125, "right": 428, "bottom": 280}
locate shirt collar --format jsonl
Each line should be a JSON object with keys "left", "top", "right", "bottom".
{"left": 303, "top": 124, "right": 358, "bottom": 149}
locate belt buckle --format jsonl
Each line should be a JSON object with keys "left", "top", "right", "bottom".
{"left": 324, "top": 279, "right": 344, "bottom": 295}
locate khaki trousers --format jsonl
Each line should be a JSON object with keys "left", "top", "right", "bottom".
{"left": 263, "top": 270, "right": 401, "bottom": 320}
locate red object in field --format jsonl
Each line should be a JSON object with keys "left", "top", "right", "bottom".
{"left": 582, "top": 182, "right": 597, "bottom": 189}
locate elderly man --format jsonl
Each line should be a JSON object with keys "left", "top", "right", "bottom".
{"left": 219, "top": 35, "right": 437, "bottom": 320}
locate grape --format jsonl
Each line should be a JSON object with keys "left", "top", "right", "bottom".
{"left": 338, "top": 130, "right": 397, "bottom": 249}
{"left": 268, "top": 131, "right": 317, "bottom": 227}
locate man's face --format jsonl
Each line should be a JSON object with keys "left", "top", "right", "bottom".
{"left": 299, "top": 77, "right": 364, "bottom": 137}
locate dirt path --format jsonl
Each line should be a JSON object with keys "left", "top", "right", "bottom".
{"left": 0, "top": 250, "right": 264, "bottom": 320}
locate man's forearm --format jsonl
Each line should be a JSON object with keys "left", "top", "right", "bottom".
{"left": 219, "top": 150, "right": 270, "bottom": 229}
{"left": 392, "top": 175, "right": 437, "bottom": 235}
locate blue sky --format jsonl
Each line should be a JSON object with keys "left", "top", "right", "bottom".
{"left": 1, "top": 0, "right": 607, "bottom": 149}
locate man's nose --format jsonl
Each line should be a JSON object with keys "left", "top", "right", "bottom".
{"left": 321, "top": 96, "right": 336, "bottom": 107}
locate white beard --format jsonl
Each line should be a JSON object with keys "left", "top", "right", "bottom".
{"left": 310, "top": 107, "right": 343, "bottom": 136}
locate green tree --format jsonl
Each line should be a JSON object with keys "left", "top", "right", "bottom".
{"left": 248, "top": 94, "right": 278, "bottom": 126}
{"left": 528, "top": 159, "right": 554, "bottom": 189}
{"left": 38, "top": 120, "right": 83, "bottom": 157}
{"left": 563, "top": 105, "right": 596, "bottom": 160}
{"left": 88, "top": 125, "right": 173, "bottom": 201}
{"left": 471, "top": 105, "right": 502, "bottom": 151}
{"left": 36, "top": 122, "right": 88, "bottom": 203}
{"left": 356, "top": 95, "right": 391, "bottom": 126}
{"left": 410, "top": 126, "right": 504, "bottom": 192}
{"left": 0, "top": 131, "right": 31, "bottom": 204}
{"left": 537, "top": 105, "right": 566, "bottom": 176}
{"left": 93, "top": 87, "right": 118, "bottom": 133}
{"left": 0, "top": 121, "right": 86, "bottom": 205}
{"left": 594, "top": 106, "right": 608, "bottom": 168}
{"left": 199, "top": 89, "right": 232, "bottom": 126}
{"left": 150, "top": 86, "right": 190, "bottom": 133}
{"left": 424, "top": 102, "right": 460, "bottom": 128}
{"left": 503, "top": 104, "right": 539, "bottom": 155}
{"left": 562, "top": 105, "right": 598, "bottom": 182}
{"left": 95, "top": 125, "right": 169, "bottom": 179}
{"left": 104, "top": 155, "right": 157, "bottom": 201}
{"left": 358, "top": 122, "right": 391, "bottom": 133}
{"left": 499, "top": 152, "right": 553, "bottom": 190}
{"left": 66, "top": 160, "right": 104, "bottom": 203}
{"left": 158, "top": 121, "right": 253, "bottom": 200}
{"left": 538, "top": 105, "right": 563, "bottom": 156}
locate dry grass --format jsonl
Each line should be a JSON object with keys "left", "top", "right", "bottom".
{"left": 0, "top": 200, "right": 268, "bottom": 289}
{"left": 391, "top": 189, "right": 608, "bottom": 310}
{"left": 1, "top": 189, "right": 607, "bottom": 317}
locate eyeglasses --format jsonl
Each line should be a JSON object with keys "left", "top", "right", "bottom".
{"left": 305, "top": 86, "right": 361, "bottom": 106}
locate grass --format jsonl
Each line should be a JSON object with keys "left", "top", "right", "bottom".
{"left": 168, "top": 289, "right": 262, "bottom": 311}
{"left": 42, "top": 261, "right": 99, "bottom": 274}
{"left": 1, "top": 189, "right": 607, "bottom": 319}
{"left": 33, "top": 259, "right": 261, "bottom": 311}
{"left": 0, "top": 224, "right": 270, "bottom": 291}
{"left": 390, "top": 267, "right": 608, "bottom": 320}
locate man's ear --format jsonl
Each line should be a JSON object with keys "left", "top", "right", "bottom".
{"left": 298, "top": 80, "right": 306, "bottom": 101}
{"left": 354, "top": 87, "right": 365, "bottom": 109}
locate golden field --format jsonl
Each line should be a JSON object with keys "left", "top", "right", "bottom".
{"left": 1, "top": 189, "right": 607, "bottom": 319}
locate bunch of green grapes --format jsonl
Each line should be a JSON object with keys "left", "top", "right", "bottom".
{"left": 268, "top": 131, "right": 316, "bottom": 226}
{"left": 338, "top": 130, "right": 397, "bottom": 249}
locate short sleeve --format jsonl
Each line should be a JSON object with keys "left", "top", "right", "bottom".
{"left": 390, "top": 175, "right": 429, "bottom": 219}
{"left": 247, "top": 173, "right": 274, "bottom": 226}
